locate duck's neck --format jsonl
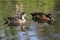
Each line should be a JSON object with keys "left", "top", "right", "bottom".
{"left": 22, "top": 15, "right": 26, "bottom": 22}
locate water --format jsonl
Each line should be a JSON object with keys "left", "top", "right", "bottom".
{"left": 0, "top": 0, "right": 60, "bottom": 40}
{"left": 0, "top": 21, "right": 60, "bottom": 40}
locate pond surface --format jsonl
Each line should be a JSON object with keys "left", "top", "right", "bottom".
{"left": 0, "top": 0, "right": 60, "bottom": 40}
{"left": 0, "top": 21, "right": 60, "bottom": 40}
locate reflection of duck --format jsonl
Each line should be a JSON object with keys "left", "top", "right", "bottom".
{"left": 30, "top": 12, "right": 54, "bottom": 25}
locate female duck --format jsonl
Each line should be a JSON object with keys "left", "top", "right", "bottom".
{"left": 30, "top": 12, "right": 54, "bottom": 25}
{"left": 4, "top": 12, "right": 27, "bottom": 26}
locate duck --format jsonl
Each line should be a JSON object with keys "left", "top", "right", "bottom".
{"left": 30, "top": 12, "right": 54, "bottom": 25}
{"left": 4, "top": 12, "right": 27, "bottom": 26}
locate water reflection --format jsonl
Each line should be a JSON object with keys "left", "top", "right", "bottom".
{"left": 17, "top": 22, "right": 39, "bottom": 40}
{"left": 0, "top": 20, "right": 60, "bottom": 40}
